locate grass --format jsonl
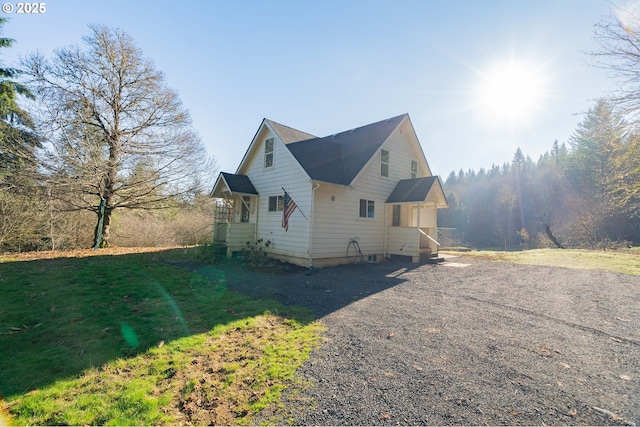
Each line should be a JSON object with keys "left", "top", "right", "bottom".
{"left": 443, "top": 248, "right": 640, "bottom": 275}
{"left": 0, "top": 247, "right": 324, "bottom": 425}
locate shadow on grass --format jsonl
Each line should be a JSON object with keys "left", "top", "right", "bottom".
{"left": 0, "top": 249, "right": 306, "bottom": 398}
{"left": 0, "top": 248, "right": 420, "bottom": 398}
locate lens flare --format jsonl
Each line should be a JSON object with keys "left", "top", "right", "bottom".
{"left": 615, "top": 1, "right": 640, "bottom": 34}
{"left": 120, "top": 323, "right": 140, "bottom": 348}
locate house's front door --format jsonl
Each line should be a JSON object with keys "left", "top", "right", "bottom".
{"left": 241, "top": 196, "right": 250, "bottom": 223}
{"left": 392, "top": 204, "right": 401, "bottom": 226}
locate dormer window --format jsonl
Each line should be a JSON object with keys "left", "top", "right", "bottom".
{"left": 411, "top": 160, "right": 418, "bottom": 178}
{"left": 264, "top": 138, "right": 274, "bottom": 168}
{"left": 381, "top": 149, "right": 389, "bottom": 177}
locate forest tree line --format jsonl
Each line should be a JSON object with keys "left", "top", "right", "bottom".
{"left": 438, "top": 11, "right": 640, "bottom": 251}
{"left": 439, "top": 99, "right": 640, "bottom": 249}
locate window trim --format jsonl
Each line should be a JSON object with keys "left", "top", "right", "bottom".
{"left": 359, "top": 198, "right": 375, "bottom": 218}
{"left": 268, "top": 195, "right": 284, "bottom": 212}
{"left": 264, "top": 137, "right": 274, "bottom": 168}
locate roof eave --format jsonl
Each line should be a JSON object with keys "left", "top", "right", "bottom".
{"left": 210, "top": 172, "right": 228, "bottom": 198}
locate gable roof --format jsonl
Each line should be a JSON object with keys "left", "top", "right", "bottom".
{"left": 221, "top": 172, "right": 258, "bottom": 195}
{"left": 210, "top": 172, "right": 258, "bottom": 198}
{"left": 286, "top": 114, "right": 408, "bottom": 185}
{"left": 265, "top": 119, "right": 317, "bottom": 144}
{"left": 386, "top": 176, "right": 448, "bottom": 207}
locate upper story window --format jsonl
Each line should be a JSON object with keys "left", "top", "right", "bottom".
{"left": 380, "top": 149, "right": 389, "bottom": 177}
{"left": 411, "top": 160, "right": 418, "bottom": 178}
{"left": 264, "top": 138, "right": 274, "bottom": 168}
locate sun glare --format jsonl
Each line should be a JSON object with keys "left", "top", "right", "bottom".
{"left": 475, "top": 60, "right": 546, "bottom": 125}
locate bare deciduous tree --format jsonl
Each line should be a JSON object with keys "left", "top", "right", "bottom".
{"left": 24, "top": 25, "right": 214, "bottom": 248}
{"left": 594, "top": 7, "right": 640, "bottom": 123}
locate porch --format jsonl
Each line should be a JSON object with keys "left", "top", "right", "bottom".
{"left": 384, "top": 177, "right": 449, "bottom": 263}
{"left": 210, "top": 172, "right": 259, "bottom": 256}
{"left": 386, "top": 226, "right": 441, "bottom": 263}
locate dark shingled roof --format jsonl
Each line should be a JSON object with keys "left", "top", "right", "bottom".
{"left": 220, "top": 172, "right": 258, "bottom": 195}
{"left": 386, "top": 176, "right": 439, "bottom": 203}
{"left": 286, "top": 114, "right": 407, "bottom": 185}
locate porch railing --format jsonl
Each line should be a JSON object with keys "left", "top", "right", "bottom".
{"left": 213, "top": 222, "right": 256, "bottom": 255}
{"left": 387, "top": 227, "right": 420, "bottom": 256}
{"left": 419, "top": 228, "right": 440, "bottom": 246}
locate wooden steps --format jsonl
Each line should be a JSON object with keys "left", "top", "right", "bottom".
{"left": 422, "top": 252, "right": 445, "bottom": 264}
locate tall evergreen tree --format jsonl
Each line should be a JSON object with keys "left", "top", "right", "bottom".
{"left": 567, "top": 99, "right": 626, "bottom": 205}
{"left": 0, "top": 18, "right": 43, "bottom": 252}
{"left": 0, "top": 17, "right": 39, "bottom": 188}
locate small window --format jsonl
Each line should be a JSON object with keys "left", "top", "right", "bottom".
{"left": 381, "top": 149, "right": 389, "bottom": 177}
{"left": 264, "top": 138, "right": 274, "bottom": 168}
{"left": 411, "top": 160, "right": 418, "bottom": 178}
{"left": 359, "top": 199, "right": 375, "bottom": 218}
{"left": 268, "top": 195, "right": 283, "bottom": 212}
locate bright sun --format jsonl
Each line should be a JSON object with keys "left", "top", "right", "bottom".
{"left": 475, "top": 60, "right": 546, "bottom": 125}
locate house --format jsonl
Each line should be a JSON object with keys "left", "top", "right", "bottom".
{"left": 209, "top": 113, "right": 448, "bottom": 267}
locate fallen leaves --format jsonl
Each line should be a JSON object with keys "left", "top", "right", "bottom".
{"left": 0, "top": 246, "right": 183, "bottom": 262}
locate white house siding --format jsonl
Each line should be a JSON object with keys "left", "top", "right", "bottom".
{"left": 238, "top": 124, "right": 312, "bottom": 264}
{"left": 311, "top": 118, "right": 431, "bottom": 264}
{"left": 310, "top": 183, "right": 359, "bottom": 265}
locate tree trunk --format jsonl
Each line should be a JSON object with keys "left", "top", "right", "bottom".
{"left": 102, "top": 207, "right": 112, "bottom": 247}
{"left": 543, "top": 223, "right": 565, "bottom": 249}
{"left": 92, "top": 198, "right": 113, "bottom": 248}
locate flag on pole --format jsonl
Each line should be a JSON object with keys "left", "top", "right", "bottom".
{"left": 282, "top": 190, "right": 298, "bottom": 231}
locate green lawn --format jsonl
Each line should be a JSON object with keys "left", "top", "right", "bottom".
{"left": 443, "top": 248, "right": 640, "bottom": 275}
{"left": 0, "top": 248, "right": 323, "bottom": 425}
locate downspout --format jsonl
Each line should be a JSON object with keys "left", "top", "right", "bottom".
{"left": 309, "top": 182, "right": 320, "bottom": 268}
{"left": 416, "top": 203, "right": 421, "bottom": 262}
{"left": 383, "top": 203, "right": 388, "bottom": 259}
{"left": 254, "top": 195, "right": 259, "bottom": 245}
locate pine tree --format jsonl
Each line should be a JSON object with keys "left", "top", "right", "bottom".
{"left": 0, "top": 17, "right": 39, "bottom": 188}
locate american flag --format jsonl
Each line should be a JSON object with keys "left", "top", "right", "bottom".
{"left": 282, "top": 190, "right": 298, "bottom": 232}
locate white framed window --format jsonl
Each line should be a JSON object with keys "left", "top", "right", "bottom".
{"left": 381, "top": 149, "right": 389, "bottom": 177}
{"left": 264, "top": 138, "right": 274, "bottom": 168}
{"left": 411, "top": 160, "right": 418, "bottom": 178}
{"left": 268, "top": 195, "right": 283, "bottom": 212}
{"left": 359, "top": 199, "right": 375, "bottom": 218}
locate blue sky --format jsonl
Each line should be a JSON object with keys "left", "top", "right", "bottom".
{"left": 2, "top": 0, "right": 624, "bottom": 178}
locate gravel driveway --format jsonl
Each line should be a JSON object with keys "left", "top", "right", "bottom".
{"left": 223, "top": 255, "right": 640, "bottom": 425}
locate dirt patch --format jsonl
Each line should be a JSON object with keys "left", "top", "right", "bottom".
{"left": 224, "top": 257, "right": 640, "bottom": 425}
